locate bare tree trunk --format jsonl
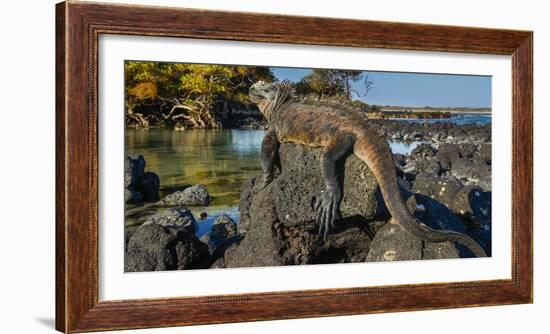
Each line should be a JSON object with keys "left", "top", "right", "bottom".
{"left": 163, "top": 100, "right": 221, "bottom": 129}
{"left": 126, "top": 104, "right": 149, "bottom": 127}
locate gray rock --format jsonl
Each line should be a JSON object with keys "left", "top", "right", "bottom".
{"left": 366, "top": 220, "right": 459, "bottom": 261}
{"left": 410, "top": 143, "right": 437, "bottom": 160}
{"left": 408, "top": 193, "right": 466, "bottom": 233}
{"left": 210, "top": 257, "right": 226, "bottom": 269}
{"left": 451, "top": 185, "right": 485, "bottom": 219}
{"left": 124, "top": 155, "right": 161, "bottom": 204}
{"left": 139, "top": 171, "right": 160, "bottom": 202}
{"left": 416, "top": 159, "right": 442, "bottom": 176}
{"left": 162, "top": 184, "right": 210, "bottom": 206}
{"left": 125, "top": 224, "right": 177, "bottom": 272}
{"left": 401, "top": 160, "right": 417, "bottom": 173}
{"left": 412, "top": 174, "right": 463, "bottom": 209}
{"left": 366, "top": 193, "right": 462, "bottom": 262}
{"left": 451, "top": 158, "right": 491, "bottom": 190}
{"left": 393, "top": 153, "right": 407, "bottom": 167}
{"left": 475, "top": 176, "right": 492, "bottom": 192}
{"left": 210, "top": 215, "right": 238, "bottom": 246}
{"left": 411, "top": 173, "right": 438, "bottom": 198}
{"left": 124, "top": 225, "right": 139, "bottom": 252}
{"left": 238, "top": 177, "right": 256, "bottom": 233}
{"left": 480, "top": 143, "right": 492, "bottom": 164}
{"left": 459, "top": 143, "right": 477, "bottom": 158}
{"left": 142, "top": 207, "right": 197, "bottom": 234}
{"left": 451, "top": 185, "right": 492, "bottom": 255}
{"left": 223, "top": 143, "right": 385, "bottom": 268}
{"left": 125, "top": 222, "right": 210, "bottom": 272}
{"left": 174, "top": 238, "right": 211, "bottom": 270}
{"left": 223, "top": 185, "right": 284, "bottom": 268}
{"left": 125, "top": 188, "right": 143, "bottom": 204}
{"left": 125, "top": 155, "right": 145, "bottom": 188}
{"left": 366, "top": 221, "right": 422, "bottom": 261}
{"left": 436, "top": 143, "right": 461, "bottom": 170}
{"left": 272, "top": 143, "right": 384, "bottom": 228}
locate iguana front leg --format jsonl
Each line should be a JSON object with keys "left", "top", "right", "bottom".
{"left": 260, "top": 129, "right": 280, "bottom": 188}
{"left": 315, "top": 134, "right": 356, "bottom": 239}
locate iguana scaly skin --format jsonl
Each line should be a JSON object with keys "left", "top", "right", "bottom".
{"left": 249, "top": 81, "right": 487, "bottom": 257}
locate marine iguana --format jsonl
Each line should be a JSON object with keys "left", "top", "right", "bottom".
{"left": 249, "top": 80, "right": 487, "bottom": 257}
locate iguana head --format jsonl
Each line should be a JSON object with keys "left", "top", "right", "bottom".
{"left": 249, "top": 81, "right": 277, "bottom": 104}
{"left": 249, "top": 81, "right": 295, "bottom": 121}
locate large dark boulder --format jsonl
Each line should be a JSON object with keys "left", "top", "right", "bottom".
{"left": 436, "top": 143, "right": 462, "bottom": 171}
{"left": 125, "top": 224, "right": 177, "bottom": 272}
{"left": 367, "top": 220, "right": 459, "bottom": 261}
{"left": 125, "top": 188, "right": 143, "bottom": 204}
{"left": 223, "top": 142, "right": 383, "bottom": 268}
{"left": 139, "top": 171, "right": 160, "bottom": 202}
{"left": 223, "top": 185, "right": 284, "bottom": 268}
{"left": 411, "top": 174, "right": 463, "bottom": 209}
{"left": 221, "top": 142, "right": 466, "bottom": 268}
{"left": 367, "top": 195, "right": 462, "bottom": 261}
{"left": 124, "top": 155, "right": 160, "bottom": 203}
{"left": 125, "top": 209, "right": 210, "bottom": 272}
{"left": 270, "top": 143, "right": 385, "bottom": 228}
{"left": 125, "top": 155, "right": 145, "bottom": 188}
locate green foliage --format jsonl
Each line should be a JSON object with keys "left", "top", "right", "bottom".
{"left": 124, "top": 61, "right": 275, "bottom": 129}
{"left": 295, "top": 69, "right": 364, "bottom": 99}
{"left": 127, "top": 82, "right": 158, "bottom": 100}
{"left": 124, "top": 61, "right": 274, "bottom": 105}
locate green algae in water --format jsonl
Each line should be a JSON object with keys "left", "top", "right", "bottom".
{"left": 125, "top": 129, "right": 263, "bottom": 234}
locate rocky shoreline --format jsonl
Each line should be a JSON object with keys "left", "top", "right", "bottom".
{"left": 124, "top": 120, "right": 491, "bottom": 271}
{"left": 129, "top": 108, "right": 488, "bottom": 132}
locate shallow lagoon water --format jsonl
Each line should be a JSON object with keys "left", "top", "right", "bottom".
{"left": 126, "top": 129, "right": 264, "bottom": 235}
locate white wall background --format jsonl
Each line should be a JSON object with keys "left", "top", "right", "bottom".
{"left": 0, "top": 0, "right": 546, "bottom": 333}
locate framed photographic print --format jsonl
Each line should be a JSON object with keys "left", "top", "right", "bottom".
{"left": 56, "top": 1, "right": 532, "bottom": 332}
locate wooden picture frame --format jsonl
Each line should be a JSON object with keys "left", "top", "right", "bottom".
{"left": 55, "top": 1, "right": 533, "bottom": 332}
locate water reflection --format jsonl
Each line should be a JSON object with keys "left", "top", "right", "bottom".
{"left": 126, "top": 129, "right": 264, "bottom": 206}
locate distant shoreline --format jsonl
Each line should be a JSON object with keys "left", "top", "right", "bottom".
{"left": 379, "top": 106, "right": 491, "bottom": 114}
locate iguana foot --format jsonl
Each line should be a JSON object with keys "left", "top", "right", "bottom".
{"left": 314, "top": 191, "right": 341, "bottom": 240}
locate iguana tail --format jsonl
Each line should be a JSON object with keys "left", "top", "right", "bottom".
{"left": 354, "top": 131, "right": 487, "bottom": 257}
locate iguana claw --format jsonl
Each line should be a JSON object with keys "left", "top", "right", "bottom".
{"left": 315, "top": 191, "right": 341, "bottom": 240}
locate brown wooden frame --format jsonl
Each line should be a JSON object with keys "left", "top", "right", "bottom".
{"left": 56, "top": 1, "right": 533, "bottom": 332}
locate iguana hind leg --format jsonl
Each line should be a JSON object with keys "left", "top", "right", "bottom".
{"left": 315, "top": 134, "right": 356, "bottom": 239}
{"left": 260, "top": 129, "right": 280, "bottom": 188}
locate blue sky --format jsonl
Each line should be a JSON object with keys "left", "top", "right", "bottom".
{"left": 270, "top": 67, "right": 491, "bottom": 108}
